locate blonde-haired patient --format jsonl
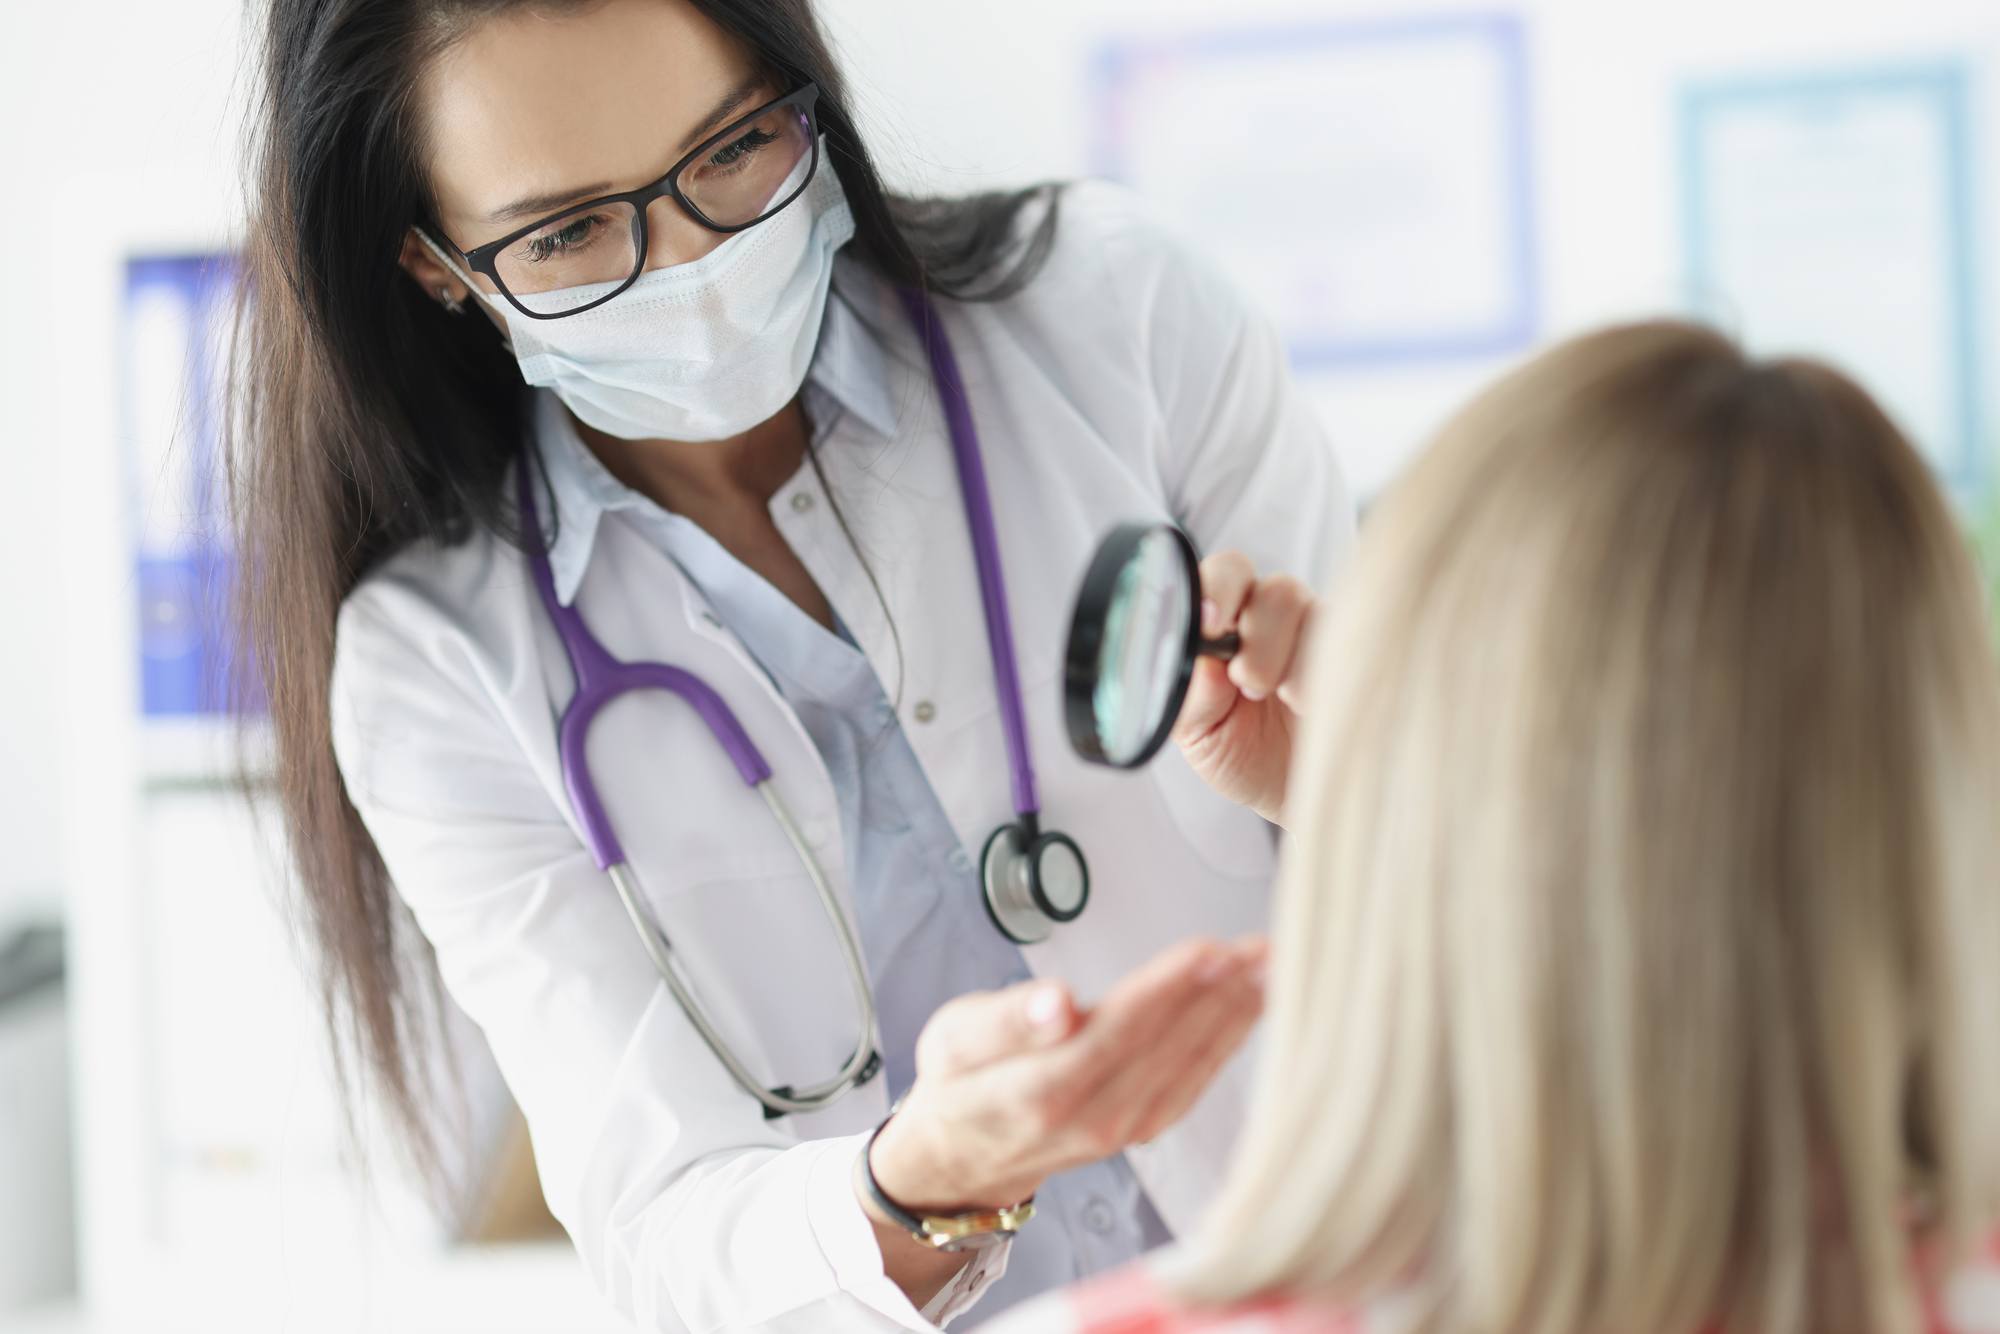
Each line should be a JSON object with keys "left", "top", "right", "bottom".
{"left": 994, "top": 322, "right": 2000, "bottom": 1334}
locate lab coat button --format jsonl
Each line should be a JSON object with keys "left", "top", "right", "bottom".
{"left": 790, "top": 491, "right": 816, "bottom": 513}
{"left": 700, "top": 610, "right": 723, "bottom": 629}
{"left": 1083, "top": 1198, "right": 1117, "bottom": 1236}
{"left": 912, "top": 700, "right": 937, "bottom": 724}
{"left": 947, "top": 847, "right": 972, "bottom": 874}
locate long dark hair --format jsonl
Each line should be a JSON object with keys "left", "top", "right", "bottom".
{"left": 229, "top": 0, "right": 1059, "bottom": 1180}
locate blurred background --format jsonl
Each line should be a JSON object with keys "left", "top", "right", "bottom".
{"left": 2, "top": 0, "right": 1998, "bottom": 1330}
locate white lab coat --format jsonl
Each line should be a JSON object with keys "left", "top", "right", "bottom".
{"left": 330, "top": 184, "right": 1353, "bottom": 1332}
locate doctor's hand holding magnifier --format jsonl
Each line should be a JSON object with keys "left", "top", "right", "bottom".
{"left": 1065, "top": 523, "right": 1316, "bottom": 825}
{"left": 1171, "top": 550, "right": 1314, "bottom": 823}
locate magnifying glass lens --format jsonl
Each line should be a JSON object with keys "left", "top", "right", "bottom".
{"left": 1092, "top": 530, "right": 1193, "bottom": 765}
{"left": 1064, "top": 522, "right": 1221, "bottom": 769}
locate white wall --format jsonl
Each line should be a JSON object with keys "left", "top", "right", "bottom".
{"left": 824, "top": 0, "right": 2000, "bottom": 495}
{"left": 1, "top": 2, "right": 249, "bottom": 933}
{"left": 2, "top": 0, "right": 251, "bottom": 1314}
{"left": 0, "top": 12, "right": 69, "bottom": 929}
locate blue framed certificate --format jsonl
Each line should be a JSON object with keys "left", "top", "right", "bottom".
{"left": 1092, "top": 12, "right": 1540, "bottom": 367}
{"left": 1680, "top": 65, "right": 1985, "bottom": 491}
{"left": 122, "top": 254, "right": 260, "bottom": 719}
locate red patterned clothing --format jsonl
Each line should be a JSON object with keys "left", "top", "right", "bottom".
{"left": 981, "top": 1236, "right": 2000, "bottom": 1334}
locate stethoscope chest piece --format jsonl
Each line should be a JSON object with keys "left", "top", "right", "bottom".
{"left": 980, "top": 817, "right": 1090, "bottom": 945}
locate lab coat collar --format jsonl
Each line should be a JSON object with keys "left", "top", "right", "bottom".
{"left": 807, "top": 266, "right": 904, "bottom": 441}
{"left": 533, "top": 266, "right": 904, "bottom": 606}
{"left": 532, "top": 393, "right": 622, "bottom": 607}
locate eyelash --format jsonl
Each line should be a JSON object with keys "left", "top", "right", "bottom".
{"left": 707, "top": 127, "right": 777, "bottom": 172}
{"left": 523, "top": 213, "right": 608, "bottom": 264}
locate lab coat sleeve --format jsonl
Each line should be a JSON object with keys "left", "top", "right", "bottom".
{"left": 328, "top": 581, "right": 993, "bottom": 1332}
{"left": 1099, "top": 187, "right": 1356, "bottom": 588}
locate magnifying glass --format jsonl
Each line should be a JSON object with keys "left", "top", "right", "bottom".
{"left": 1062, "top": 523, "right": 1240, "bottom": 769}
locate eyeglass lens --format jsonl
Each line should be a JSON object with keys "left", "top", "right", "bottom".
{"left": 492, "top": 99, "right": 815, "bottom": 317}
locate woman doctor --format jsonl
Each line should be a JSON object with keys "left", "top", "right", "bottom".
{"left": 233, "top": 0, "right": 1350, "bottom": 1327}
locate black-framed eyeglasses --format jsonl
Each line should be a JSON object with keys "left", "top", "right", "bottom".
{"left": 444, "top": 84, "right": 821, "bottom": 320}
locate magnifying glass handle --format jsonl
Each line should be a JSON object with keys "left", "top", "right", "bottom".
{"left": 1199, "top": 633, "right": 1241, "bottom": 661}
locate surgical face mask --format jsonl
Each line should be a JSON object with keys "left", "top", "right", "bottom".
{"left": 425, "top": 148, "right": 855, "bottom": 442}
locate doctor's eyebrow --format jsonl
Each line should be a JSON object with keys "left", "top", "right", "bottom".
{"left": 674, "top": 76, "right": 769, "bottom": 155}
{"left": 485, "top": 181, "right": 617, "bottom": 225}
{"left": 481, "top": 76, "right": 773, "bottom": 226}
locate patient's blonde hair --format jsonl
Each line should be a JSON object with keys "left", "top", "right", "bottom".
{"left": 1184, "top": 323, "right": 2000, "bottom": 1333}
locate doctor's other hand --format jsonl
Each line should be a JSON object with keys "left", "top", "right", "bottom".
{"left": 867, "top": 935, "right": 1266, "bottom": 1215}
{"left": 1172, "top": 550, "right": 1313, "bottom": 826}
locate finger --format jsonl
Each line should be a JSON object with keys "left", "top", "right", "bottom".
{"left": 1098, "top": 936, "right": 1265, "bottom": 1124}
{"left": 1274, "top": 601, "right": 1316, "bottom": 715}
{"left": 1127, "top": 974, "right": 1265, "bottom": 1144}
{"left": 1077, "top": 960, "right": 1263, "bottom": 1149}
{"left": 1172, "top": 656, "right": 1239, "bottom": 745}
{"left": 1026, "top": 938, "right": 1232, "bottom": 1097}
{"left": 916, "top": 978, "right": 1079, "bottom": 1078}
{"left": 1227, "top": 574, "right": 1310, "bottom": 704}
{"left": 1198, "top": 551, "right": 1256, "bottom": 639}
{"left": 1035, "top": 940, "right": 1247, "bottom": 1114}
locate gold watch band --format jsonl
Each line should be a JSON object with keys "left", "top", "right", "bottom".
{"left": 858, "top": 1110, "right": 1035, "bottom": 1252}
{"left": 907, "top": 1200, "right": 1037, "bottom": 1250}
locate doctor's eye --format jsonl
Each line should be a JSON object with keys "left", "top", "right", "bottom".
{"left": 705, "top": 126, "right": 779, "bottom": 173}
{"left": 519, "top": 211, "right": 615, "bottom": 265}
{"left": 493, "top": 200, "right": 642, "bottom": 305}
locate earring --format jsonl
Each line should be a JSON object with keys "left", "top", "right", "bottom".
{"left": 437, "top": 286, "right": 465, "bottom": 316}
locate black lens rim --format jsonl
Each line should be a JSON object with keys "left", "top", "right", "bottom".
{"left": 449, "top": 83, "right": 821, "bottom": 322}
{"left": 1062, "top": 521, "right": 1204, "bottom": 770}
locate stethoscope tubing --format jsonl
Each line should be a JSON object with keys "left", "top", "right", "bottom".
{"left": 521, "top": 291, "right": 1068, "bottom": 1117}
{"left": 604, "top": 780, "right": 879, "bottom": 1116}
{"left": 898, "top": 288, "right": 1042, "bottom": 822}
{"left": 523, "top": 463, "right": 879, "bottom": 1116}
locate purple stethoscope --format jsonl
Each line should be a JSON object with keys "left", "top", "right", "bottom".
{"left": 520, "top": 291, "right": 1089, "bottom": 1117}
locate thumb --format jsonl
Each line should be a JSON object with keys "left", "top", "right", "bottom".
{"left": 1173, "top": 657, "right": 1242, "bottom": 751}
{"left": 917, "top": 979, "right": 1079, "bottom": 1077}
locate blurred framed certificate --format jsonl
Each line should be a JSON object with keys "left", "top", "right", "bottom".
{"left": 122, "top": 254, "right": 259, "bottom": 719}
{"left": 1681, "top": 66, "right": 1984, "bottom": 490}
{"left": 1092, "top": 12, "right": 1540, "bottom": 366}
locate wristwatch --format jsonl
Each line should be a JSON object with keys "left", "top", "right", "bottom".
{"left": 856, "top": 1112, "right": 1035, "bottom": 1253}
